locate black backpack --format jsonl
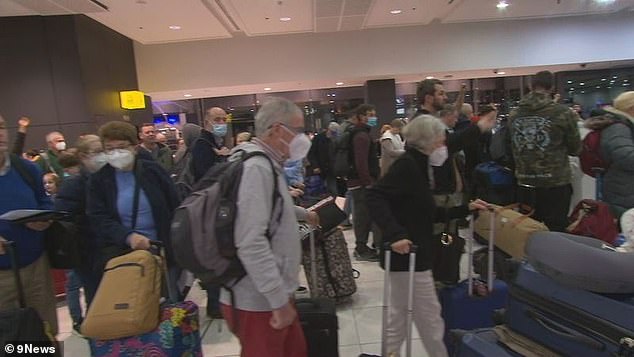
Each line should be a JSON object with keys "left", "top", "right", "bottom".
{"left": 333, "top": 124, "right": 356, "bottom": 178}
{"left": 171, "top": 137, "right": 213, "bottom": 201}
{"left": 489, "top": 117, "right": 514, "bottom": 168}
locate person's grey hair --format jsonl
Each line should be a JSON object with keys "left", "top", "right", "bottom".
{"left": 401, "top": 115, "right": 446, "bottom": 152}
{"left": 46, "top": 131, "right": 64, "bottom": 143}
{"left": 254, "top": 97, "right": 303, "bottom": 136}
{"left": 328, "top": 122, "right": 340, "bottom": 132}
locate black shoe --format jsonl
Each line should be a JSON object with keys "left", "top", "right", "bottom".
{"left": 354, "top": 246, "right": 379, "bottom": 262}
{"left": 72, "top": 322, "right": 83, "bottom": 336}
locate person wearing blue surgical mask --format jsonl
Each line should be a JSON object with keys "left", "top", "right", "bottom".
{"left": 347, "top": 104, "right": 382, "bottom": 262}
{"left": 190, "top": 106, "right": 232, "bottom": 319}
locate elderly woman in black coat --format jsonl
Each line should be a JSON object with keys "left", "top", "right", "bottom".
{"left": 367, "top": 115, "right": 489, "bottom": 357}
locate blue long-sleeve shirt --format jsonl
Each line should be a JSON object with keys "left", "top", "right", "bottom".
{"left": 0, "top": 156, "right": 53, "bottom": 269}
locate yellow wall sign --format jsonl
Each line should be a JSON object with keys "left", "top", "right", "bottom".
{"left": 120, "top": 91, "right": 146, "bottom": 109}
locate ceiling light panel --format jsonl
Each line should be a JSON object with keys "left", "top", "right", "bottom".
{"left": 444, "top": 0, "right": 628, "bottom": 24}
{"left": 222, "top": 0, "right": 312, "bottom": 36}
{"left": 85, "top": 0, "right": 231, "bottom": 45}
{"left": 365, "top": 0, "right": 437, "bottom": 28}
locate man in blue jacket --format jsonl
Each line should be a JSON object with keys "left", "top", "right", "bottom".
{"left": 0, "top": 114, "right": 57, "bottom": 334}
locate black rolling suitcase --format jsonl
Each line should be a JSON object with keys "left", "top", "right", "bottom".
{"left": 359, "top": 245, "right": 418, "bottom": 357}
{"left": 0, "top": 241, "right": 59, "bottom": 357}
{"left": 296, "top": 228, "right": 339, "bottom": 357}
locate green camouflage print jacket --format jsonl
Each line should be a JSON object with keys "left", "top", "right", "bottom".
{"left": 509, "top": 92, "right": 581, "bottom": 188}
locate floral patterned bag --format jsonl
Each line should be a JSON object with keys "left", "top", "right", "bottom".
{"left": 89, "top": 300, "right": 202, "bottom": 357}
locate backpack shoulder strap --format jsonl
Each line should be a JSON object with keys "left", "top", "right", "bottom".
{"left": 241, "top": 151, "right": 283, "bottom": 225}
{"left": 10, "top": 154, "right": 38, "bottom": 193}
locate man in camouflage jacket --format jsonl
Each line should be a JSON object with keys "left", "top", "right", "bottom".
{"left": 509, "top": 71, "right": 581, "bottom": 232}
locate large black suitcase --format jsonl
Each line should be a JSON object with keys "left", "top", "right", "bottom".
{"left": 297, "top": 228, "right": 339, "bottom": 357}
{"left": 0, "top": 241, "right": 58, "bottom": 357}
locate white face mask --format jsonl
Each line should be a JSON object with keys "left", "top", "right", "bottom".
{"left": 87, "top": 152, "right": 108, "bottom": 173}
{"left": 55, "top": 141, "right": 66, "bottom": 151}
{"left": 287, "top": 133, "right": 311, "bottom": 163}
{"left": 106, "top": 149, "right": 135, "bottom": 170}
{"left": 428, "top": 145, "right": 449, "bottom": 167}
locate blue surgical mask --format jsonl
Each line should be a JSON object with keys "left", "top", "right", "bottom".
{"left": 367, "top": 117, "right": 378, "bottom": 127}
{"left": 212, "top": 123, "right": 228, "bottom": 136}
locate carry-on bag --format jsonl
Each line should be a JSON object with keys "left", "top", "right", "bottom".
{"left": 474, "top": 204, "right": 548, "bottom": 259}
{"left": 567, "top": 172, "right": 619, "bottom": 244}
{"left": 526, "top": 231, "right": 634, "bottom": 294}
{"left": 473, "top": 161, "right": 516, "bottom": 206}
{"left": 439, "top": 210, "right": 509, "bottom": 354}
{"left": 81, "top": 248, "right": 163, "bottom": 340}
{"left": 296, "top": 227, "right": 339, "bottom": 357}
{"left": 88, "top": 241, "right": 203, "bottom": 357}
{"left": 506, "top": 262, "right": 634, "bottom": 357}
{"left": 300, "top": 223, "right": 356, "bottom": 302}
{"left": 0, "top": 241, "right": 59, "bottom": 357}
{"left": 359, "top": 244, "right": 419, "bottom": 357}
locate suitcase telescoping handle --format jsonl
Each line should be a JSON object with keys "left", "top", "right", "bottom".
{"left": 467, "top": 207, "right": 496, "bottom": 296}
{"left": 308, "top": 228, "right": 319, "bottom": 299}
{"left": 382, "top": 242, "right": 418, "bottom": 357}
{"left": 3, "top": 240, "right": 27, "bottom": 308}
{"left": 148, "top": 240, "right": 177, "bottom": 303}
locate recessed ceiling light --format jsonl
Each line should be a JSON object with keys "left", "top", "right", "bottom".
{"left": 280, "top": 17, "right": 292, "bottom": 22}
{"left": 426, "top": 76, "right": 434, "bottom": 79}
{"left": 336, "top": 82, "right": 344, "bottom": 86}
{"left": 596, "top": 86, "right": 601, "bottom": 89}
{"left": 168, "top": 25, "right": 181, "bottom": 30}
{"left": 579, "top": 82, "right": 585, "bottom": 86}
{"left": 329, "top": 100, "right": 335, "bottom": 103}
{"left": 497, "top": 71, "right": 506, "bottom": 75}
{"left": 595, "top": 0, "right": 616, "bottom": 4}
{"left": 570, "top": 88, "right": 575, "bottom": 91}
{"left": 264, "top": 87, "right": 272, "bottom": 91}
{"left": 608, "top": 86, "right": 612, "bottom": 89}
{"left": 581, "top": 90, "right": 585, "bottom": 94}
{"left": 390, "top": 9, "right": 402, "bottom": 14}
{"left": 601, "top": 78, "right": 607, "bottom": 81}
{"left": 613, "top": 76, "right": 618, "bottom": 79}
{"left": 496, "top": 1, "right": 509, "bottom": 9}
{"left": 625, "top": 79, "right": 630, "bottom": 82}
{"left": 567, "top": 80, "right": 573, "bottom": 84}
{"left": 610, "top": 80, "right": 616, "bottom": 83}
{"left": 183, "top": 94, "right": 192, "bottom": 97}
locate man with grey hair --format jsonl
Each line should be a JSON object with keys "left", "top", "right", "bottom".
{"left": 307, "top": 121, "right": 340, "bottom": 195}
{"left": 35, "top": 130, "right": 66, "bottom": 177}
{"left": 219, "top": 97, "right": 317, "bottom": 357}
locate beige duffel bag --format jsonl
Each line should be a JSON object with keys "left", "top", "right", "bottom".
{"left": 474, "top": 204, "right": 549, "bottom": 259}
{"left": 81, "top": 250, "right": 162, "bottom": 340}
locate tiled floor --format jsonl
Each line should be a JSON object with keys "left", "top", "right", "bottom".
{"left": 58, "top": 228, "right": 476, "bottom": 356}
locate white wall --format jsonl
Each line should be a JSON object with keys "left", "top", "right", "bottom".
{"left": 134, "top": 11, "right": 634, "bottom": 96}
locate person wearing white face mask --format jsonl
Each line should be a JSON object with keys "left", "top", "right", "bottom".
{"left": 53, "top": 135, "right": 107, "bottom": 313}
{"left": 35, "top": 130, "right": 67, "bottom": 178}
{"left": 367, "top": 115, "right": 491, "bottom": 357}
{"left": 219, "top": 97, "right": 317, "bottom": 357}
{"left": 86, "top": 121, "right": 181, "bottom": 300}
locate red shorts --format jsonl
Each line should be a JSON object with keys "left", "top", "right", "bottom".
{"left": 221, "top": 303, "right": 307, "bottom": 357}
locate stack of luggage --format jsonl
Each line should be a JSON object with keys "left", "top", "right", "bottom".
{"left": 450, "top": 214, "right": 634, "bottom": 356}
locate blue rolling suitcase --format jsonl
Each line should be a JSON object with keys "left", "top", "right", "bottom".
{"left": 454, "top": 329, "right": 520, "bottom": 357}
{"left": 439, "top": 211, "right": 509, "bottom": 353}
{"left": 507, "top": 263, "right": 634, "bottom": 357}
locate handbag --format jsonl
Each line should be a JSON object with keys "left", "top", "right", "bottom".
{"left": 431, "top": 194, "right": 466, "bottom": 285}
{"left": 44, "top": 220, "right": 82, "bottom": 269}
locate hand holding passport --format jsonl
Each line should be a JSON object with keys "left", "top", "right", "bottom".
{"left": 305, "top": 196, "right": 348, "bottom": 235}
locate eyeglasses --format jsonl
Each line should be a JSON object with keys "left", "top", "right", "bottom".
{"left": 278, "top": 123, "right": 305, "bottom": 135}
{"left": 104, "top": 144, "right": 132, "bottom": 155}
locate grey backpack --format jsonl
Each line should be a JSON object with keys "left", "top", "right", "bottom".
{"left": 169, "top": 151, "right": 281, "bottom": 287}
